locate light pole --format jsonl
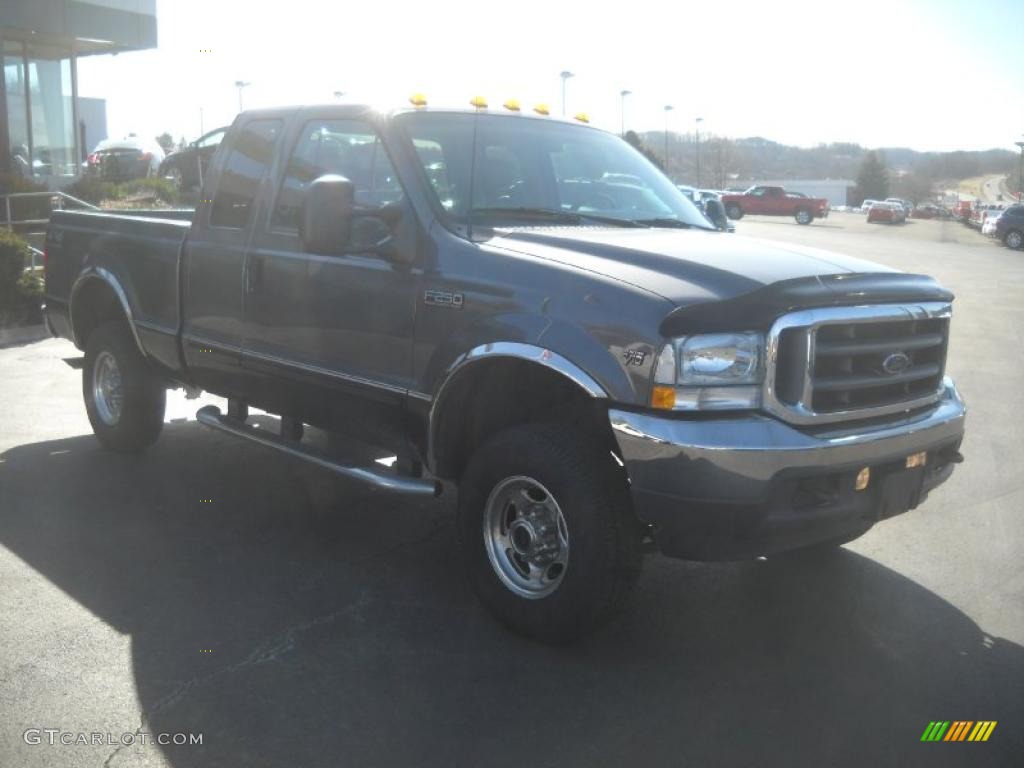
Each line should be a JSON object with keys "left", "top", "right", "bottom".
{"left": 663, "top": 105, "right": 674, "bottom": 175}
{"left": 1016, "top": 139, "right": 1024, "bottom": 202}
{"left": 234, "top": 80, "right": 250, "bottom": 112}
{"left": 619, "top": 89, "right": 632, "bottom": 136}
{"left": 695, "top": 117, "right": 704, "bottom": 188}
{"left": 560, "top": 71, "right": 574, "bottom": 116}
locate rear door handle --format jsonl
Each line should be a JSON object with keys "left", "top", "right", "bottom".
{"left": 247, "top": 253, "right": 264, "bottom": 293}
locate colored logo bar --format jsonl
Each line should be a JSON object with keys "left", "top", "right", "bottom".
{"left": 921, "top": 721, "right": 997, "bottom": 742}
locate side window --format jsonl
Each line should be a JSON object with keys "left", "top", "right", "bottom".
{"left": 749, "top": 187, "right": 765, "bottom": 197}
{"left": 210, "top": 119, "right": 281, "bottom": 229}
{"left": 272, "top": 119, "right": 403, "bottom": 231}
{"left": 197, "top": 129, "right": 225, "bottom": 149}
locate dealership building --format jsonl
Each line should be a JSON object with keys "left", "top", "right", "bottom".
{"left": 0, "top": 0, "right": 156, "bottom": 185}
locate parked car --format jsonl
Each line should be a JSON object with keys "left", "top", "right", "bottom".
{"left": 84, "top": 136, "right": 165, "bottom": 181}
{"left": 885, "top": 197, "right": 912, "bottom": 216}
{"left": 981, "top": 210, "right": 1003, "bottom": 236}
{"left": 44, "top": 104, "right": 965, "bottom": 643}
{"left": 159, "top": 127, "right": 228, "bottom": 191}
{"left": 867, "top": 201, "right": 906, "bottom": 224}
{"left": 969, "top": 204, "right": 1003, "bottom": 230}
{"left": 995, "top": 204, "right": 1024, "bottom": 249}
{"left": 911, "top": 204, "right": 947, "bottom": 219}
{"left": 720, "top": 185, "right": 830, "bottom": 224}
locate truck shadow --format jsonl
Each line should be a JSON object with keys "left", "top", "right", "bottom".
{"left": 1, "top": 424, "right": 1020, "bottom": 767}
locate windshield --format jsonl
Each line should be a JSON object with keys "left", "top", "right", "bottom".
{"left": 396, "top": 112, "right": 713, "bottom": 232}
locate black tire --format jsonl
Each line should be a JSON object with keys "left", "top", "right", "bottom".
{"left": 457, "top": 422, "right": 642, "bottom": 643}
{"left": 83, "top": 320, "right": 166, "bottom": 453}
{"left": 795, "top": 207, "right": 813, "bottom": 225}
{"left": 1005, "top": 229, "right": 1024, "bottom": 250}
{"left": 726, "top": 203, "right": 743, "bottom": 220}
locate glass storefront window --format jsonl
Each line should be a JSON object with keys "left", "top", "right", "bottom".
{"left": 2, "top": 40, "right": 78, "bottom": 180}
{"left": 28, "top": 48, "right": 76, "bottom": 178}
{"left": 4, "top": 41, "right": 30, "bottom": 177}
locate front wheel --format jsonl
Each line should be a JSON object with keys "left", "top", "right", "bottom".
{"left": 1005, "top": 229, "right": 1024, "bottom": 250}
{"left": 726, "top": 203, "right": 743, "bottom": 220}
{"left": 795, "top": 208, "right": 813, "bottom": 225}
{"left": 83, "top": 321, "right": 166, "bottom": 452}
{"left": 457, "top": 423, "right": 642, "bottom": 643}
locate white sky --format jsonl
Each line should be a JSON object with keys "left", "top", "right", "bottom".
{"left": 77, "top": 0, "right": 1024, "bottom": 152}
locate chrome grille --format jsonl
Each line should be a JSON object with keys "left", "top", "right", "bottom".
{"left": 765, "top": 303, "right": 952, "bottom": 425}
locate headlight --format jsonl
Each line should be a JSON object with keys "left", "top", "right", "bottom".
{"left": 651, "top": 332, "right": 764, "bottom": 411}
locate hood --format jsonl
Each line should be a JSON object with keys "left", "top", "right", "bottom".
{"left": 491, "top": 227, "right": 895, "bottom": 303}
{"left": 489, "top": 226, "right": 952, "bottom": 332}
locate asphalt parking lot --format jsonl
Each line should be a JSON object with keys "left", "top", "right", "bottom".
{"left": 1, "top": 212, "right": 1022, "bottom": 768}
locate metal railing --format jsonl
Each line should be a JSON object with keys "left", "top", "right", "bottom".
{"left": 2, "top": 191, "right": 99, "bottom": 269}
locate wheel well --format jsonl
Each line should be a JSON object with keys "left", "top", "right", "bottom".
{"left": 71, "top": 279, "right": 129, "bottom": 350}
{"left": 432, "top": 358, "right": 617, "bottom": 482}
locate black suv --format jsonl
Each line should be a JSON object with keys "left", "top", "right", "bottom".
{"left": 996, "top": 203, "right": 1024, "bottom": 249}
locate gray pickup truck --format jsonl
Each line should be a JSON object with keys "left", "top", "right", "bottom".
{"left": 44, "top": 104, "right": 966, "bottom": 642}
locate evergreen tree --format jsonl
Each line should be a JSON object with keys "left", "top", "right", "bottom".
{"left": 624, "top": 130, "right": 664, "bottom": 171}
{"left": 855, "top": 151, "right": 889, "bottom": 202}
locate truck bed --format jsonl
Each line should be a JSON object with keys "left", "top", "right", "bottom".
{"left": 45, "top": 209, "right": 193, "bottom": 375}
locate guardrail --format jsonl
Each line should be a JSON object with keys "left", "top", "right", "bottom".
{"left": 2, "top": 191, "right": 99, "bottom": 269}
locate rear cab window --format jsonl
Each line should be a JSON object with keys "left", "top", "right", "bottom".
{"left": 210, "top": 119, "right": 282, "bottom": 229}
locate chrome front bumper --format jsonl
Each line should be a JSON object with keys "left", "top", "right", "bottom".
{"left": 610, "top": 379, "right": 966, "bottom": 560}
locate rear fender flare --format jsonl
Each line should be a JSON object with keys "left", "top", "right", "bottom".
{"left": 69, "top": 266, "right": 146, "bottom": 357}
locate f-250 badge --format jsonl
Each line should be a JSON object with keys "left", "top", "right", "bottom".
{"left": 424, "top": 289, "right": 464, "bottom": 309}
{"left": 623, "top": 349, "right": 647, "bottom": 366}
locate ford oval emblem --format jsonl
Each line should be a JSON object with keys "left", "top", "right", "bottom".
{"left": 882, "top": 351, "right": 912, "bottom": 375}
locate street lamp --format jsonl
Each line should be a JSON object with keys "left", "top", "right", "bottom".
{"left": 619, "top": 89, "right": 632, "bottom": 136}
{"left": 1016, "top": 139, "right": 1024, "bottom": 202}
{"left": 663, "top": 105, "right": 674, "bottom": 175}
{"left": 234, "top": 80, "right": 250, "bottom": 112}
{"left": 560, "top": 71, "right": 574, "bottom": 116}
{"left": 695, "top": 117, "right": 704, "bottom": 188}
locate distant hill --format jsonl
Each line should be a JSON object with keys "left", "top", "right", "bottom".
{"left": 638, "top": 131, "right": 1017, "bottom": 190}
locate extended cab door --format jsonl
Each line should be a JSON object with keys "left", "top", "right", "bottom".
{"left": 241, "top": 112, "right": 418, "bottom": 449}
{"left": 181, "top": 117, "right": 283, "bottom": 396}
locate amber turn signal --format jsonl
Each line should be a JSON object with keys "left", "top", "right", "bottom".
{"left": 906, "top": 451, "right": 927, "bottom": 469}
{"left": 855, "top": 467, "right": 871, "bottom": 491}
{"left": 651, "top": 385, "right": 676, "bottom": 410}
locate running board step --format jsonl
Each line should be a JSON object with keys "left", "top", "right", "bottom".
{"left": 195, "top": 405, "right": 441, "bottom": 497}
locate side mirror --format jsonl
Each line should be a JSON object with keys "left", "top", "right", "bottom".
{"left": 300, "top": 174, "right": 354, "bottom": 255}
{"left": 704, "top": 199, "right": 729, "bottom": 231}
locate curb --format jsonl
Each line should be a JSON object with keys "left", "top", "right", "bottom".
{"left": 0, "top": 323, "right": 51, "bottom": 348}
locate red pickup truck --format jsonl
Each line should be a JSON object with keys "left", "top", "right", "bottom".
{"left": 721, "top": 185, "right": 829, "bottom": 225}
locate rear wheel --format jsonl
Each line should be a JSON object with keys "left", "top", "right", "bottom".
{"left": 1005, "top": 229, "right": 1024, "bottom": 250}
{"left": 457, "top": 422, "right": 642, "bottom": 643}
{"left": 83, "top": 321, "right": 166, "bottom": 452}
{"left": 795, "top": 208, "right": 813, "bottom": 225}
{"left": 726, "top": 203, "right": 743, "bottom": 220}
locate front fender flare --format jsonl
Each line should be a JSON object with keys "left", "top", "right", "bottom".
{"left": 426, "top": 342, "right": 608, "bottom": 471}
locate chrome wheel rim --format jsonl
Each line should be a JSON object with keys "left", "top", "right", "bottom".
{"left": 797, "top": 210, "right": 811, "bottom": 224}
{"left": 1009, "top": 231, "right": 1023, "bottom": 249}
{"left": 483, "top": 475, "right": 569, "bottom": 599}
{"left": 92, "top": 350, "right": 123, "bottom": 425}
